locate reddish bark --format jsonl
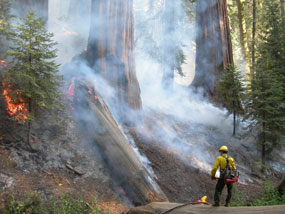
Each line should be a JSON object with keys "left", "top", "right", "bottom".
{"left": 87, "top": 0, "right": 142, "bottom": 123}
{"left": 192, "top": 0, "right": 233, "bottom": 97}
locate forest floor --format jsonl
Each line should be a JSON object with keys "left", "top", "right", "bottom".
{"left": 0, "top": 146, "right": 126, "bottom": 214}
{"left": 127, "top": 126, "right": 280, "bottom": 205}
{"left": 0, "top": 99, "right": 282, "bottom": 214}
{"left": 0, "top": 130, "right": 281, "bottom": 214}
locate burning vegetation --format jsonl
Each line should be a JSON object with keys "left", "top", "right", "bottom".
{"left": 2, "top": 82, "right": 27, "bottom": 122}
{"left": 0, "top": 60, "right": 7, "bottom": 69}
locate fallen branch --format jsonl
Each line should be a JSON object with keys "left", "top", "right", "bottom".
{"left": 86, "top": 202, "right": 93, "bottom": 210}
{"left": 65, "top": 164, "right": 84, "bottom": 176}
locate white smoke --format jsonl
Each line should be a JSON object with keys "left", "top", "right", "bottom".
{"left": 132, "top": 0, "right": 260, "bottom": 183}
{"left": 48, "top": 0, "right": 91, "bottom": 65}
{"left": 47, "top": 0, "right": 259, "bottom": 183}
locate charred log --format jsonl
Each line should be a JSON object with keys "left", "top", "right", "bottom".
{"left": 87, "top": 0, "right": 141, "bottom": 124}
{"left": 192, "top": 0, "right": 233, "bottom": 97}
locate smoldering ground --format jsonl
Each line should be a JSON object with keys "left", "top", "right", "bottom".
{"left": 53, "top": 0, "right": 259, "bottom": 184}
{"left": 10, "top": 0, "right": 263, "bottom": 187}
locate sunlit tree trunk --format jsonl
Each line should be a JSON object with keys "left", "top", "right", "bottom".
{"left": 193, "top": 0, "right": 233, "bottom": 97}
{"left": 251, "top": 0, "right": 256, "bottom": 76}
{"left": 281, "top": 0, "right": 285, "bottom": 18}
{"left": 236, "top": 0, "right": 251, "bottom": 74}
{"left": 87, "top": 0, "right": 141, "bottom": 123}
{"left": 281, "top": 0, "right": 285, "bottom": 29}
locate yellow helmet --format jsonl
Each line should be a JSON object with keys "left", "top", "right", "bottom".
{"left": 219, "top": 145, "right": 228, "bottom": 152}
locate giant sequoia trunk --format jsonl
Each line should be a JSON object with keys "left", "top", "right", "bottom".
{"left": 87, "top": 0, "right": 141, "bottom": 123}
{"left": 193, "top": 0, "right": 233, "bottom": 97}
{"left": 12, "top": 0, "right": 48, "bottom": 21}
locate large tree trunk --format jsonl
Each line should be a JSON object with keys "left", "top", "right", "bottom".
{"left": 11, "top": 0, "right": 48, "bottom": 21}
{"left": 87, "top": 0, "right": 141, "bottom": 124}
{"left": 192, "top": 0, "right": 233, "bottom": 97}
{"left": 281, "top": 0, "right": 285, "bottom": 29}
{"left": 236, "top": 0, "right": 250, "bottom": 74}
{"left": 251, "top": 0, "right": 256, "bottom": 77}
{"left": 281, "top": 0, "right": 285, "bottom": 19}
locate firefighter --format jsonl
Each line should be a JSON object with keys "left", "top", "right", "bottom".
{"left": 211, "top": 145, "right": 236, "bottom": 207}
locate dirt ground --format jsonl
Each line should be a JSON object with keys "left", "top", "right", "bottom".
{"left": 0, "top": 147, "right": 126, "bottom": 214}
{"left": 127, "top": 126, "right": 270, "bottom": 205}
{"left": 0, "top": 96, "right": 282, "bottom": 214}
{"left": 0, "top": 127, "right": 281, "bottom": 214}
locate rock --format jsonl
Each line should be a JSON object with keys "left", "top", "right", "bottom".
{"left": 0, "top": 173, "right": 15, "bottom": 190}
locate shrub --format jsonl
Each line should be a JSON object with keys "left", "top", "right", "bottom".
{"left": 232, "top": 180, "right": 285, "bottom": 206}
{"left": 4, "top": 193, "right": 107, "bottom": 214}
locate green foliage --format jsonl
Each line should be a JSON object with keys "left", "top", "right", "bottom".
{"left": 3, "top": 11, "right": 64, "bottom": 122}
{"left": 243, "top": 0, "right": 285, "bottom": 163}
{"left": 174, "top": 48, "right": 186, "bottom": 77}
{"left": 244, "top": 70, "right": 285, "bottom": 152}
{"left": 5, "top": 193, "right": 46, "bottom": 214}
{"left": 231, "top": 186, "right": 248, "bottom": 206}
{"left": 216, "top": 64, "right": 245, "bottom": 115}
{"left": 4, "top": 193, "right": 106, "bottom": 214}
{"left": 251, "top": 180, "right": 285, "bottom": 206}
{"left": 215, "top": 64, "right": 245, "bottom": 135}
{"left": 232, "top": 180, "right": 285, "bottom": 206}
{"left": 183, "top": 0, "right": 196, "bottom": 20}
{"left": 257, "top": 0, "right": 285, "bottom": 100}
{"left": 50, "top": 195, "right": 105, "bottom": 214}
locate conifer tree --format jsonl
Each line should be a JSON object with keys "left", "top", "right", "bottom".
{"left": 244, "top": 70, "right": 285, "bottom": 166}
{"left": 3, "top": 12, "right": 63, "bottom": 149}
{"left": 245, "top": 0, "right": 285, "bottom": 166}
{"left": 215, "top": 64, "right": 245, "bottom": 136}
{"left": 258, "top": 0, "right": 285, "bottom": 101}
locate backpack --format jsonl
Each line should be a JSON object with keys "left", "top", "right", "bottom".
{"left": 220, "top": 156, "right": 239, "bottom": 181}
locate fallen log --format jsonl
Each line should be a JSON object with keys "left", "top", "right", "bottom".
{"left": 73, "top": 82, "right": 168, "bottom": 205}
{"left": 65, "top": 164, "right": 85, "bottom": 176}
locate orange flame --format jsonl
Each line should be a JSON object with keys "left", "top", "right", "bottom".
{"left": 2, "top": 82, "right": 28, "bottom": 122}
{"left": 67, "top": 77, "right": 75, "bottom": 98}
{"left": 118, "top": 186, "right": 127, "bottom": 196}
{"left": 0, "top": 60, "right": 7, "bottom": 69}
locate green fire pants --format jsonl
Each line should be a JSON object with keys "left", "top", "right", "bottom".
{"left": 214, "top": 178, "right": 233, "bottom": 205}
